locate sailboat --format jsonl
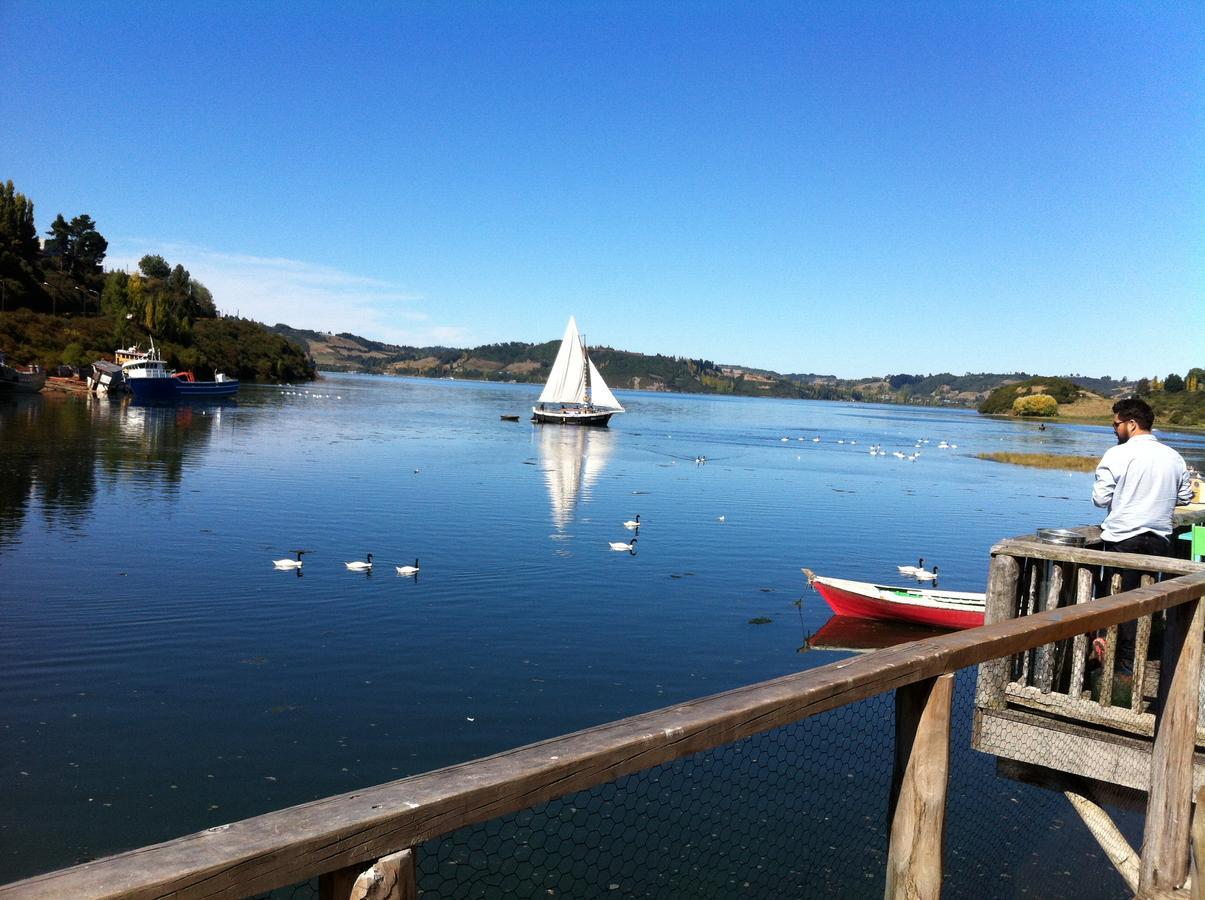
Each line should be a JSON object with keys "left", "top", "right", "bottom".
{"left": 531, "top": 316, "right": 624, "bottom": 426}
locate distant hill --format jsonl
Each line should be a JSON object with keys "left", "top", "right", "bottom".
{"left": 270, "top": 325, "right": 814, "bottom": 399}
{"left": 271, "top": 324, "right": 1157, "bottom": 412}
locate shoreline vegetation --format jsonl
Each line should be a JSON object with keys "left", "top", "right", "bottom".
{"left": 0, "top": 181, "right": 314, "bottom": 384}
{"left": 976, "top": 452, "right": 1100, "bottom": 472}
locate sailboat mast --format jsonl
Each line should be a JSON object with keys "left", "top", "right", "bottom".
{"left": 581, "top": 332, "right": 592, "bottom": 407}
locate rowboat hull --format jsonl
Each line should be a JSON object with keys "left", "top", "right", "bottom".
{"left": 532, "top": 407, "right": 614, "bottom": 427}
{"left": 804, "top": 570, "right": 985, "bottom": 630}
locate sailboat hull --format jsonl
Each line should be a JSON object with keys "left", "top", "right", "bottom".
{"left": 531, "top": 407, "right": 614, "bottom": 427}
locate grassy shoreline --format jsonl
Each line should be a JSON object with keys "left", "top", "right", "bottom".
{"left": 977, "top": 451, "right": 1098, "bottom": 472}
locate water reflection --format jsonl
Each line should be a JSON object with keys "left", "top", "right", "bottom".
{"left": 535, "top": 425, "right": 614, "bottom": 533}
{"left": 0, "top": 396, "right": 221, "bottom": 550}
{"left": 803, "top": 615, "right": 948, "bottom": 654}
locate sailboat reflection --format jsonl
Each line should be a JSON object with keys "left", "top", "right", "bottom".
{"left": 537, "top": 425, "right": 614, "bottom": 533}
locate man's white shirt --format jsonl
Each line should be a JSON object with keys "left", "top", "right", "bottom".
{"left": 1093, "top": 434, "right": 1192, "bottom": 541}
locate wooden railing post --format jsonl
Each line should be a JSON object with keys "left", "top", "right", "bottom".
{"left": 886, "top": 673, "right": 955, "bottom": 900}
{"left": 320, "top": 849, "right": 416, "bottom": 900}
{"left": 1140, "top": 594, "right": 1205, "bottom": 892}
{"left": 1192, "top": 785, "right": 1205, "bottom": 900}
{"left": 975, "top": 554, "right": 1020, "bottom": 710}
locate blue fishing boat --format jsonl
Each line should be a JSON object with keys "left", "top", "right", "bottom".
{"left": 121, "top": 342, "right": 239, "bottom": 402}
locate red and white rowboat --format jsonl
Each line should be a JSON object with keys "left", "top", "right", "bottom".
{"left": 802, "top": 568, "right": 986, "bottom": 630}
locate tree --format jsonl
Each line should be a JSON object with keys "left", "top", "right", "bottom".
{"left": 0, "top": 180, "right": 38, "bottom": 262}
{"left": 1012, "top": 394, "right": 1058, "bottom": 417}
{"left": 43, "top": 213, "right": 107, "bottom": 274}
{"left": 73, "top": 216, "right": 108, "bottom": 271}
{"left": 1135, "top": 378, "right": 1151, "bottom": 397}
{"left": 139, "top": 254, "right": 171, "bottom": 279}
{"left": 1165, "top": 373, "right": 1185, "bottom": 393}
{"left": 45, "top": 214, "right": 70, "bottom": 271}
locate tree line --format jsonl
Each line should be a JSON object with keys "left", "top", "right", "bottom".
{"left": 0, "top": 179, "right": 313, "bottom": 382}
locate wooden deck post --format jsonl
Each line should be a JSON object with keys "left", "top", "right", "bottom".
{"left": 320, "top": 849, "right": 416, "bottom": 900}
{"left": 1140, "top": 594, "right": 1204, "bottom": 893}
{"left": 887, "top": 673, "right": 955, "bottom": 900}
{"left": 1192, "top": 786, "right": 1205, "bottom": 900}
{"left": 1034, "top": 562, "right": 1065, "bottom": 693}
{"left": 976, "top": 554, "right": 1020, "bottom": 710}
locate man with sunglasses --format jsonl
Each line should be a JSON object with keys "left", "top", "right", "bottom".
{"left": 1092, "top": 397, "right": 1193, "bottom": 671}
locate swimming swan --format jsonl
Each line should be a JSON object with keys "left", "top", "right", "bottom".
{"left": 623, "top": 515, "right": 640, "bottom": 529}
{"left": 897, "top": 558, "right": 924, "bottom": 575}
{"left": 345, "top": 553, "right": 373, "bottom": 571}
{"left": 396, "top": 559, "right": 420, "bottom": 576}
{"left": 273, "top": 550, "right": 306, "bottom": 569}
{"left": 915, "top": 565, "right": 940, "bottom": 581}
{"left": 609, "top": 539, "right": 637, "bottom": 551}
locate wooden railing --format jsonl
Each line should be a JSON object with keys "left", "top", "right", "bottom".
{"left": 4, "top": 570, "right": 1205, "bottom": 899}
{"left": 974, "top": 526, "right": 1205, "bottom": 787}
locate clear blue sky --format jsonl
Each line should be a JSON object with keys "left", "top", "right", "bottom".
{"left": 2, "top": 1, "right": 1201, "bottom": 378}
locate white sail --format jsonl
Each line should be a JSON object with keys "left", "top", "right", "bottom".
{"left": 537, "top": 317, "right": 587, "bottom": 405}
{"left": 586, "top": 357, "right": 622, "bottom": 411}
{"left": 536, "top": 316, "right": 623, "bottom": 411}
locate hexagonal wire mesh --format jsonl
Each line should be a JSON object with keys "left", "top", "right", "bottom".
{"left": 253, "top": 597, "right": 1177, "bottom": 900}
{"left": 410, "top": 671, "right": 1137, "bottom": 898}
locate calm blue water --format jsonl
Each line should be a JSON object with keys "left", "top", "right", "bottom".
{"left": 1, "top": 376, "right": 1202, "bottom": 885}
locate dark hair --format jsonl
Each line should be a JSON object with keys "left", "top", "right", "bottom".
{"left": 1113, "top": 397, "right": 1154, "bottom": 430}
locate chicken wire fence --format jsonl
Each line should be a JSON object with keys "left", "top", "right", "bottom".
{"left": 258, "top": 655, "right": 1148, "bottom": 899}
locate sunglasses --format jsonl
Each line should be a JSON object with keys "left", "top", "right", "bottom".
{"left": 1112, "top": 419, "right": 1131, "bottom": 431}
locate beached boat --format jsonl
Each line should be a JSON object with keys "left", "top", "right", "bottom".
{"left": 531, "top": 316, "right": 623, "bottom": 426}
{"left": 121, "top": 342, "right": 239, "bottom": 402}
{"left": 87, "top": 360, "right": 128, "bottom": 396}
{"left": 802, "top": 568, "right": 986, "bottom": 630}
{"left": 0, "top": 351, "right": 47, "bottom": 394}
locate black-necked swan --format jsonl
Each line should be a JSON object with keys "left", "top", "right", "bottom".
{"left": 396, "top": 559, "right": 420, "bottom": 576}
{"left": 623, "top": 515, "right": 640, "bottom": 529}
{"left": 897, "top": 558, "right": 924, "bottom": 575}
{"left": 273, "top": 550, "right": 306, "bottom": 569}
{"left": 915, "top": 565, "right": 940, "bottom": 581}
{"left": 345, "top": 553, "right": 373, "bottom": 571}
{"left": 609, "top": 539, "right": 637, "bottom": 552}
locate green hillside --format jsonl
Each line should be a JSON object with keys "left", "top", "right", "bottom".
{"left": 978, "top": 376, "right": 1087, "bottom": 415}
{"left": 0, "top": 179, "right": 314, "bottom": 382}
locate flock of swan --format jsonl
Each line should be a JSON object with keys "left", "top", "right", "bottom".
{"left": 273, "top": 516, "right": 645, "bottom": 572}
{"left": 778, "top": 436, "right": 958, "bottom": 461}
{"left": 271, "top": 550, "right": 421, "bottom": 576}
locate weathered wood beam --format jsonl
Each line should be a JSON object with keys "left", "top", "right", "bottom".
{"left": 1069, "top": 566, "right": 1094, "bottom": 698}
{"left": 975, "top": 554, "right": 1020, "bottom": 710}
{"left": 886, "top": 674, "right": 954, "bottom": 900}
{"left": 1034, "top": 562, "right": 1065, "bottom": 693}
{"left": 5, "top": 572, "right": 1203, "bottom": 900}
{"left": 990, "top": 540, "right": 1205, "bottom": 576}
{"left": 1192, "top": 786, "right": 1205, "bottom": 900}
{"left": 1141, "top": 596, "right": 1205, "bottom": 892}
{"left": 1065, "top": 789, "right": 1139, "bottom": 893}
{"left": 319, "top": 849, "right": 414, "bottom": 900}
